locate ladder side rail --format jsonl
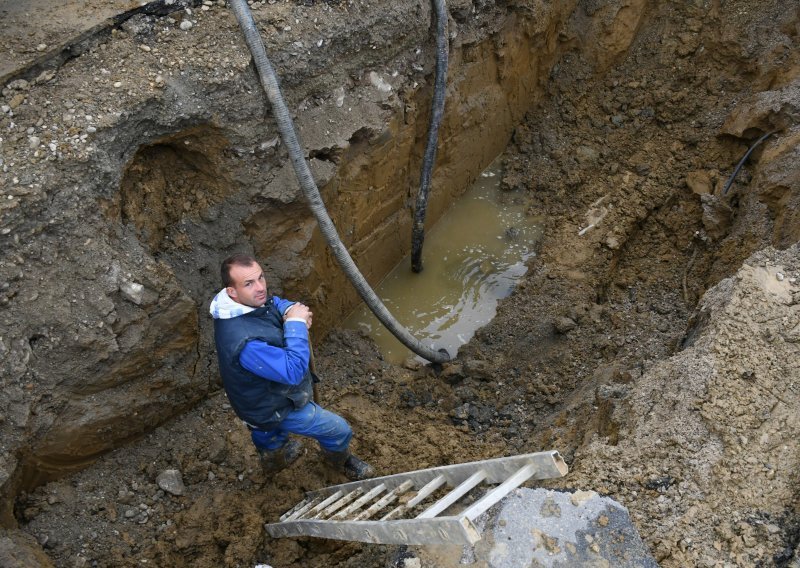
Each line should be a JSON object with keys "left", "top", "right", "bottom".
{"left": 416, "top": 470, "right": 487, "bottom": 519}
{"left": 302, "top": 451, "right": 566, "bottom": 501}
{"left": 447, "top": 451, "right": 568, "bottom": 485}
{"left": 265, "top": 516, "right": 482, "bottom": 545}
{"left": 332, "top": 484, "right": 387, "bottom": 520}
{"left": 381, "top": 474, "right": 447, "bottom": 521}
{"left": 354, "top": 480, "right": 414, "bottom": 521}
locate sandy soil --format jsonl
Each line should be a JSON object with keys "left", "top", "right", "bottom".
{"left": 1, "top": 0, "right": 799, "bottom": 567}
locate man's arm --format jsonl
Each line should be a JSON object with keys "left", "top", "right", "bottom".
{"left": 239, "top": 319, "right": 309, "bottom": 385}
{"left": 273, "top": 296, "right": 313, "bottom": 329}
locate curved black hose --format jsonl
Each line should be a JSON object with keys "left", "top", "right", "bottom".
{"left": 722, "top": 130, "right": 775, "bottom": 195}
{"left": 410, "top": 0, "right": 449, "bottom": 273}
{"left": 229, "top": 0, "right": 450, "bottom": 363}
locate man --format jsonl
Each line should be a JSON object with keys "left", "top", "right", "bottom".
{"left": 210, "top": 253, "right": 374, "bottom": 481}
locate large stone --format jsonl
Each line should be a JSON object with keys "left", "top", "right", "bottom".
{"left": 0, "top": 529, "right": 55, "bottom": 568}
{"left": 477, "top": 488, "right": 657, "bottom": 567}
{"left": 404, "top": 488, "right": 657, "bottom": 567}
{"left": 156, "top": 469, "right": 186, "bottom": 496}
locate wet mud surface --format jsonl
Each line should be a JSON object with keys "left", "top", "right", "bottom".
{"left": 2, "top": 0, "right": 800, "bottom": 567}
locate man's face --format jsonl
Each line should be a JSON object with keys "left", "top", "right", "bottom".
{"left": 227, "top": 262, "right": 268, "bottom": 308}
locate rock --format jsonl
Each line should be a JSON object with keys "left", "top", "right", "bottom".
{"left": 440, "top": 363, "right": 464, "bottom": 384}
{"left": 554, "top": 316, "right": 578, "bottom": 334}
{"left": 0, "top": 529, "right": 55, "bottom": 567}
{"left": 368, "top": 71, "right": 392, "bottom": 93}
{"left": 575, "top": 145, "right": 599, "bottom": 166}
{"left": 333, "top": 86, "right": 345, "bottom": 107}
{"left": 685, "top": 170, "right": 713, "bottom": 195}
{"left": 402, "top": 357, "right": 422, "bottom": 371}
{"left": 179, "top": 20, "right": 193, "bottom": 31}
{"left": 700, "top": 194, "right": 732, "bottom": 240}
{"left": 482, "top": 488, "right": 658, "bottom": 567}
{"left": 463, "top": 359, "right": 493, "bottom": 380}
{"left": 7, "top": 79, "right": 29, "bottom": 91}
{"left": 120, "top": 280, "right": 144, "bottom": 305}
{"left": 156, "top": 469, "right": 185, "bottom": 496}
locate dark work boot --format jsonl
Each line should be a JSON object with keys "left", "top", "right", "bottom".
{"left": 258, "top": 439, "right": 303, "bottom": 474}
{"left": 322, "top": 449, "right": 375, "bottom": 481}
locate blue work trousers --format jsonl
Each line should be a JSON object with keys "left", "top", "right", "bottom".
{"left": 250, "top": 402, "right": 352, "bottom": 452}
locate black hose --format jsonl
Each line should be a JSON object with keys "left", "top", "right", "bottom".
{"left": 722, "top": 130, "right": 775, "bottom": 195}
{"left": 229, "top": 0, "right": 450, "bottom": 363}
{"left": 410, "top": 0, "right": 449, "bottom": 273}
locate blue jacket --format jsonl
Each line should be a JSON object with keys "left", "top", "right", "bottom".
{"left": 211, "top": 293, "right": 313, "bottom": 430}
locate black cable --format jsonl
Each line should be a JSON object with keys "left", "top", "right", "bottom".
{"left": 722, "top": 130, "right": 775, "bottom": 195}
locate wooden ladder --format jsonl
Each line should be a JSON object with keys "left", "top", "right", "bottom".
{"left": 265, "top": 450, "right": 568, "bottom": 545}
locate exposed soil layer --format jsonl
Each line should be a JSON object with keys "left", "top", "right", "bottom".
{"left": 1, "top": 0, "right": 799, "bottom": 567}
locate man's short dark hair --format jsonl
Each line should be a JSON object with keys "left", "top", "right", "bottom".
{"left": 221, "top": 253, "right": 257, "bottom": 287}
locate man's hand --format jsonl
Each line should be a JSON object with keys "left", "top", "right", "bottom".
{"left": 284, "top": 303, "right": 313, "bottom": 329}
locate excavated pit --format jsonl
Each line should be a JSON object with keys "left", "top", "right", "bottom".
{"left": 1, "top": 1, "right": 800, "bottom": 567}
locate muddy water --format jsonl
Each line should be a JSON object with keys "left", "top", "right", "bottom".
{"left": 343, "top": 162, "right": 544, "bottom": 363}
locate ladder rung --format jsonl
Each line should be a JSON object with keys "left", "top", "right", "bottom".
{"left": 332, "top": 484, "right": 386, "bottom": 520}
{"left": 460, "top": 463, "right": 536, "bottom": 521}
{"left": 416, "top": 470, "right": 488, "bottom": 519}
{"left": 283, "top": 495, "right": 325, "bottom": 522}
{"left": 381, "top": 474, "right": 447, "bottom": 521}
{"left": 354, "top": 480, "right": 414, "bottom": 521}
{"left": 316, "top": 488, "right": 363, "bottom": 519}
{"left": 280, "top": 497, "right": 312, "bottom": 522}
{"left": 298, "top": 490, "right": 344, "bottom": 520}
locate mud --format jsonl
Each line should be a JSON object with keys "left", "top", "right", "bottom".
{"left": 1, "top": 0, "right": 799, "bottom": 567}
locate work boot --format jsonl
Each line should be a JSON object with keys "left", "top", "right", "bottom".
{"left": 322, "top": 449, "right": 375, "bottom": 481}
{"left": 258, "top": 439, "right": 303, "bottom": 474}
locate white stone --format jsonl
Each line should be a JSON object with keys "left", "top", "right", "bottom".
{"left": 180, "top": 20, "right": 193, "bottom": 30}
{"left": 120, "top": 280, "right": 145, "bottom": 305}
{"left": 369, "top": 71, "right": 392, "bottom": 93}
{"left": 333, "top": 86, "right": 345, "bottom": 108}
{"left": 156, "top": 469, "right": 186, "bottom": 496}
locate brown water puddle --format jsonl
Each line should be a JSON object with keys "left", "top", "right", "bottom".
{"left": 343, "top": 161, "right": 544, "bottom": 363}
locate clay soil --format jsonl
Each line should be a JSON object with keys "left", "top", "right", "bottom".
{"left": 3, "top": 1, "right": 800, "bottom": 567}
